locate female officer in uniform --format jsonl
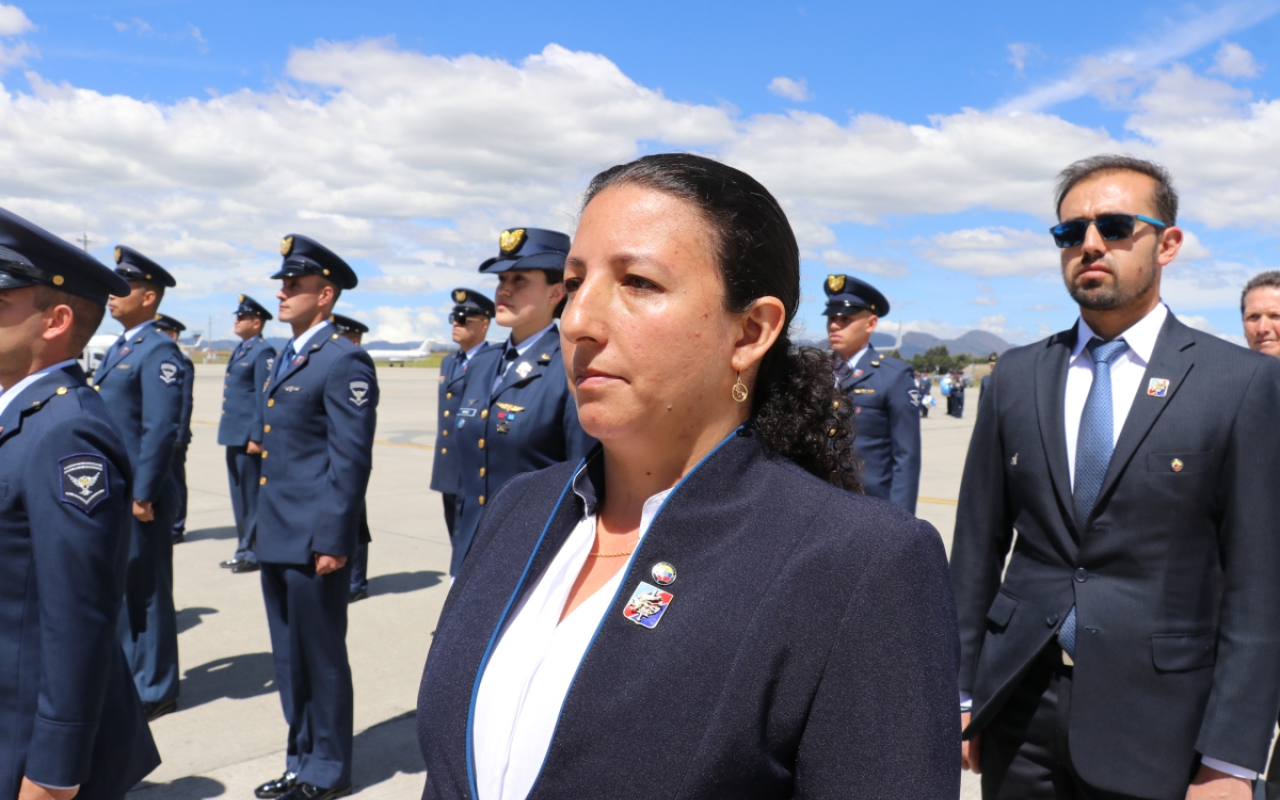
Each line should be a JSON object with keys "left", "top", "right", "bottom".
{"left": 448, "top": 229, "right": 595, "bottom": 576}
{"left": 417, "top": 155, "right": 960, "bottom": 799}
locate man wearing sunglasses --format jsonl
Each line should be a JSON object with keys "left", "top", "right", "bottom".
{"left": 952, "top": 155, "right": 1280, "bottom": 800}
{"left": 430, "top": 288, "right": 497, "bottom": 538}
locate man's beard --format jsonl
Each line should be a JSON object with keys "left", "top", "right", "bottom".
{"left": 1064, "top": 253, "right": 1159, "bottom": 312}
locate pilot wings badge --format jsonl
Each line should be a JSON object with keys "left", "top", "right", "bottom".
{"left": 61, "top": 455, "right": 109, "bottom": 514}
{"left": 348, "top": 379, "right": 370, "bottom": 408}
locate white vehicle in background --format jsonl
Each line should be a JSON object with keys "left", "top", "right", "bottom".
{"left": 80, "top": 331, "right": 204, "bottom": 376}
{"left": 363, "top": 339, "right": 441, "bottom": 366}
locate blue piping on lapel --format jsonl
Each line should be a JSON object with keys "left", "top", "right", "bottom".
{"left": 465, "top": 451, "right": 587, "bottom": 798}
{"left": 509, "top": 425, "right": 746, "bottom": 799}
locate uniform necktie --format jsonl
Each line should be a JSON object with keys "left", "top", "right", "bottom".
{"left": 452, "top": 350, "right": 467, "bottom": 381}
{"left": 1060, "top": 337, "right": 1129, "bottom": 657}
{"left": 276, "top": 342, "right": 296, "bottom": 381}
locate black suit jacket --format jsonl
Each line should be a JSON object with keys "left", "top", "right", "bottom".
{"left": 418, "top": 429, "right": 960, "bottom": 799}
{"left": 951, "top": 313, "right": 1280, "bottom": 799}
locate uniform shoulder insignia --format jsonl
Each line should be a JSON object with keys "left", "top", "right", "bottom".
{"left": 871, "top": 360, "right": 881, "bottom": 367}
{"left": 159, "top": 361, "right": 180, "bottom": 384}
{"left": 61, "top": 454, "right": 110, "bottom": 514}
{"left": 538, "top": 353, "right": 551, "bottom": 362}
{"left": 348, "top": 378, "right": 371, "bottom": 408}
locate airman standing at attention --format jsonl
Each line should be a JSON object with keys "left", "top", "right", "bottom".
{"left": 253, "top": 236, "right": 377, "bottom": 800}
{"left": 330, "top": 313, "right": 374, "bottom": 603}
{"left": 153, "top": 313, "right": 194, "bottom": 544}
{"left": 450, "top": 228, "right": 596, "bottom": 577}
{"left": 93, "top": 245, "right": 184, "bottom": 721}
{"left": 218, "top": 295, "right": 276, "bottom": 573}
{"left": 430, "top": 288, "right": 496, "bottom": 539}
{"left": 0, "top": 207, "right": 161, "bottom": 800}
{"left": 825, "top": 274, "right": 922, "bottom": 512}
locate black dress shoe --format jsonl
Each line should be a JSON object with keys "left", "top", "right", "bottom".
{"left": 219, "top": 558, "right": 240, "bottom": 569}
{"left": 278, "top": 783, "right": 352, "bottom": 800}
{"left": 349, "top": 589, "right": 367, "bottom": 603}
{"left": 254, "top": 771, "right": 297, "bottom": 799}
{"left": 142, "top": 699, "right": 177, "bottom": 721}
{"left": 231, "top": 560, "right": 261, "bottom": 573}
{"left": 172, "top": 532, "right": 185, "bottom": 544}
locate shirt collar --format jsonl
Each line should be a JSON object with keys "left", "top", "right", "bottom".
{"left": 462, "top": 340, "right": 488, "bottom": 360}
{"left": 506, "top": 323, "right": 556, "bottom": 360}
{"left": 1071, "top": 302, "right": 1168, "bottom": 363}
{"left": 570, "top": 449, "right": 675, "bottom": 535}
{"left": 290, "top": 319, "right": 331, "bottom": 353}
{"left": 0, "top": 359, "right": 78, "bottom": 419}
{"left": 121, "top": 319, "right": 154, "bottom": 341}
{"left": 846, "top": 344, "right": 872, "bottom": 370}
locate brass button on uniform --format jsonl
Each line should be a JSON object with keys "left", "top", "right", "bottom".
{"left": 56, "top": 387, "right": 67, "bottom": 395}
{"left": 440, "top": 447, "right": 447, "bottom": 454}
{"left": 481, "top": 409, "right": 488, "bottom": 419}
{"left": 478, "top": 495, "right": 485, "bottom": 506}
{"left": 442, "top": 429, "right": 448, "bottom": 437}
{"left": 479, "top": 467, "right": 486, "bottom": 477}
{"left": 478, "top": 438, "right": 485, "bottom": 450}
{"left": 94, "top": 385, "right": 100, "bottom": 392}
{"left": 268, "top": 398, "right": 275, "bottom": 407}
{"left": 446, "top": 392, "right": 452, "bottom": 399}
{"left": 444, "top": 411, "right": 450, "bottom": 418}
{"left": 262, "top": 451, "right": 268, "bottom": 458}
{"left": 260, "top": 477, "right": 267, "bottom": 485}
{"left": 264, "top": 424, "right": 272, "bottom": 433}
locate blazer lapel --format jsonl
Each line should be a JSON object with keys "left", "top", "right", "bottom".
{"left": 271, "top": 324, "right": 334, "bottom": 393}
{"left": 840, "top": 347, "right": 877, "bottom": 390}
{"left": 1091, "top": 314, "right": 1195, "bottom": 521}
{"left": 492, "top": 328, "right": 557, "bottom": 400}
{"left": 1035, "top": 328, "right": 1079, "bottom": 543}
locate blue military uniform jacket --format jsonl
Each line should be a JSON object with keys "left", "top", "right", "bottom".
{"left": 430, "top": 343, "right": 498, "bottom": 495}
{"left": 177, "top": 351, "right": 194, "bottom": 446}
{"left": 418, "top": 429, "right": 959, "bottom": 799}
{"left": 92, "top": 320, "right": 186, "bottom": 503}
{"left": 451, "top": 326, "right": 595, "bottom": 575}
{"left": 840, "top": 346, "right": 921, "bottom": 512}
{"left": 0, "top": 364, "right": 160, "bottom": 797}
{"left": 217, "top": 335, "right": 276, "bottom": 447}
{"left": 256, "top": 323, "right": 378, "bottom": 564}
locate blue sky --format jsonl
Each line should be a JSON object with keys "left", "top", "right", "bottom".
{"left": 5, "top": 0, "right": 1280, "bottom": 345}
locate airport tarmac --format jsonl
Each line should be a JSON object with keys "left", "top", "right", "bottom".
{"left": 129, "top": 363, "right": 981, "bottom": 799}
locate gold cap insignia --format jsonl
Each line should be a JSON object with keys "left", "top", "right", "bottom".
{"left": 155, "top": 314, "right": 162, "bottom": 320}
{"left": 52, "top": 275, "right": 64, "bottom": 286}
{"left": 239, "top": 294, "right": 245, "bottom": 302}
{"left": 499, "top": 228, "right": 527, "bottom": 254}
{"left": 453, "top": 289, "right": 467, "bottom": 303}
{"left": 280, "top": 236, "right": 294, "bottom": 257}
{"left": 827, "top": 275, "right": 846, "bottom": 293}
{"left": 113, "top": 246, "right": 123, "bottom": 264}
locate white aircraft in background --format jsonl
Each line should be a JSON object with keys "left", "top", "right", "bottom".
{"left": 363, "top": 339, "right": 442, "bottom": 366}
{"left": 80, "top": 331, "right": 204, "bottom": 376}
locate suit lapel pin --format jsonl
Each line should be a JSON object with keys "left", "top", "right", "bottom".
{"left": 651, "top": 562, "right": 677, "bottom": 585}
{"left": 623, "top": 582, "right": 673, "bottom": 629}
{"left": 1147, "top": 378, "right": 1169, "bottom": 397}
{"left": 1171, "top": 458, "right": 1184, "bottom": 472}
{"left": 852, "top": 369, "right": 864, "bottom": 378}
{"left": 1011, "top": 453, "right": 1018, "bottom": 466}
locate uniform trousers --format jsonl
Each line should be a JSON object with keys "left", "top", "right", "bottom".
{"left": 172, "top": 442, "right": 189, "bottom": 540}
{"left": 981, "top": 645, "right": 1151, "bottom": 800}
{"left": 225, "top": 446, "right": 262, "bottom": 564}
{"left": 117, "top": 508, "right": 180, "bottom": 704}
{"left": 349, "top": 508, "right": 371, "bottom": 596}
{"left": 261, "top": 561, "right": 354, "bottom": 789}
{"left": 441, "top": 492, "right": 456, "bottom": 538}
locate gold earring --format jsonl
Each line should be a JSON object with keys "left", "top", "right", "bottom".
{"left": 732, "top": 372, "right": 749, "bottom": 403}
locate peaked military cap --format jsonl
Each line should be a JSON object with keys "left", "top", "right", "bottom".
{"left": 823, "top": 274, "right": 890, "bottom": 318}
{"left": 330, "top": 314, "right": 369, "bottom": 335}
{"left": 450, "top": 287, "right": 496, "bottom": 318}
{"left": 0, "top": 207, "right": 129, "bottom": 303}
{"left": 272, "top": 234, "right": 358, "bottom": 290}
{"left": 153, "top": 313, "right": 186, "bottom": 333}
{"left": 235, "top": 293, "right": 273, "bottom": 321}
{"left": 479, "top": 228, "right": 570, "bottom": 274}
{"left": 113, "top": 245, "right": 177, "bottom": 288}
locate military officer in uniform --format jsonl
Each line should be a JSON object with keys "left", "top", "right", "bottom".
{"left": 154, "top": 314, "right": 194, "bottom": 544}
{"left": 0, "top": 208, "right": 161, "bottom": 800}
{"left": 331, "top": 313, "right": 373, "bottom": 603}
{"left": 825, "top": 274, "right": 921, "bottom": 513}
{"left": 218, "top": 295, "right": 276, "bottom": 573}
{"left": 94, "top": 245, "right": 184, "bottom": 721}
{"left": 430, "top": 288, "right": 496, "bottom": 538}
{"left": 450, "top": 228, "right": 596, "bottom": 576}
{"left": 253, "top": 236, "right": 377, "bottom": 800}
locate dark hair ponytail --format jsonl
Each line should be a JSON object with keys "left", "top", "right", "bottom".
{"left": 582, "top": 154, "right": 860, "bottom": 492}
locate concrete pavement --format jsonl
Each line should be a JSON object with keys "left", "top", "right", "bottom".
{"left": 128, "top": 364, "right": 980, "bottom": 799}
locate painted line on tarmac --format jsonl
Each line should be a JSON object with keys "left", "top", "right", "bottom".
{"left": 918, "top": 496, "right": 959, "bottom": 506}
{"left": 376, "top": 440, "right": 434, "bottom": 450}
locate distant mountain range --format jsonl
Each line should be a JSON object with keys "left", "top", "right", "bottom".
{"left": 869, "top": 329, "right": 1011, "bottom": 359}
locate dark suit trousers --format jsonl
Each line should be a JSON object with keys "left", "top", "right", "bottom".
{"left": 117, "top": 509, "right": 180, "bottom": 704}
{"left": 225, "top": 446, "right": 262, "bottom": 563}
{"left": 171, "top": 442, "right": 189, "bottom": 538}
{"left": 441, "top": 492, "right": 456, "bottom": 538}
{"left": 261, "top": 562, "right": 353, "bottom": 789}
{"left": 981, "top": 646, "right": 1148, "bottom": 800}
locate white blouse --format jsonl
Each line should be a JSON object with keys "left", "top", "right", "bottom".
{"left": 473, "top": 480, "right": 673, "bottom": 800}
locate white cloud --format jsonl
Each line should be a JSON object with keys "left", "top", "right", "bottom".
{"left": 1025, "top": 303, "right": 1062, "bottom": 312}
{"left": 1007, "top": 43, "right": 1039, "bottom": 73}
{"left": 0, "top": 4, "right": 32, "bottom": 36}
{"left": 817, "top": 248, "right": 909, "bottom": 278}
{"left": 917, "top": 227, "right": 1059, "bottom": 277}
{"left": 767, "top": 76, "right": 813, "bottom": 102}
{"left": 1209, "top": 42, "right": 1261, "bottom": 78}
{"left": 368, "top": 304, "right": 445, "bottom": 343}
{"left": 970, "top": 295, "right": 999, "bottom": 305}
{"left": 1177, "top": 313, "right": 1248, "bottom": 346}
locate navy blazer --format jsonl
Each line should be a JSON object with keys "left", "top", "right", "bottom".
{"left": 418, "top": 429, "right": 960, "bottom": 799}
{"left": 450, "top": 327, "right": 595, "bottom": 574}
{"left": 256, "top": 324, "right": 378, "bottom": 564}
{"left": 840, "top": 346, "right": 921, "bottom": 512}
{"left": 176, "top": 352, "right": 194, "bottom": 446}
{"left": 430, "top": 343, "right": 498, "bottom": 495}
{"left": 951, "top": 314, "right": 1280, "bottom": 799}
{"left": 218, "top": 335, "right": 277, "bottom": 447}
{"left": 92, "top": 321, "right": 185, "bottom": 504}
{"left": 0, "top": 364, "right": 159, "bottom": 797}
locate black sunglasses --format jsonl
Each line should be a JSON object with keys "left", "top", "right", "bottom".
{"left": 449, "top": 310, "right": 481, "bottom": 325}
{"left": 1050, "top": 213, "right": 1167, "bottom": 249}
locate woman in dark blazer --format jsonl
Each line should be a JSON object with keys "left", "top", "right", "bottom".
{"left": 417, "top": 155, "right": 960, "bottom": 799}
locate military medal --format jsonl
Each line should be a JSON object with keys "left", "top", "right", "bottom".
{"left": 623, "top": 582, "right": 673, "bottom": 629}
{"left": 496, "top": 421, "right": 510, "bottom": 434}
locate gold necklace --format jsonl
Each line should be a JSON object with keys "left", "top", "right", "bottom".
{"left": 588, "top": 548, "right": 635, "bottom": 558}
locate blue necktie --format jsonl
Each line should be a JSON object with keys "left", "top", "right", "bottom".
{"left": 275, "top": 342, "right": 296, "bottom": 381}
{"left": 1060, "top": 337, "right": 1129, "bottom": 657}
{"left": 451, "top": 350, "right": 467, "bottom": 381}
